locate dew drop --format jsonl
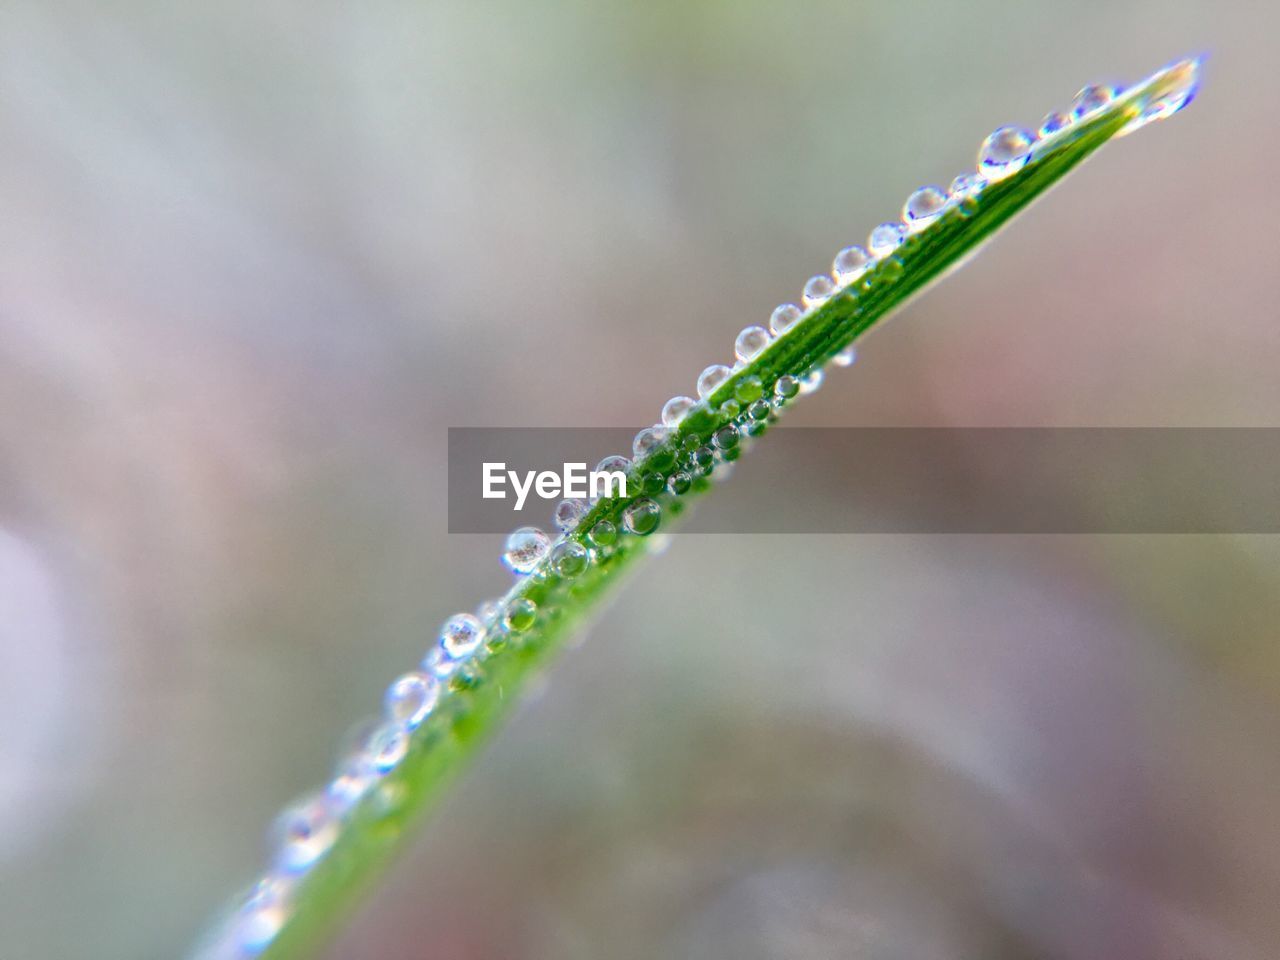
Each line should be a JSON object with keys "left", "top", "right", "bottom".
{"left": 384, "top": 671, "right": 439, "bottom": 729}
{"left": 623, "top": 498, "right": 662, "bottom": 536}
{"left": 366, "top": 722, "right": 409, "bottom": 772}
{"left": 1070, "top": 83, "right": 1116, "bottom": 119}
{"left": 1120, "top": 57, "right": 1202, "bottom": 135}
{"left": 661, "top": 395, "right": 696, "bottom": 429}
{"left": 734, "top": 325, "right": 771, "bottom": 364}
{"left": 802, "top": 274, "right": 837, "bottom": 308}
{"left": 733, "top": 375, "right": 763, "bottom": 404}
{"left": 978, "top": 125, "right": 1034, "bottom": 182}
{"left": 832, "top": 344, "right": 857, "bottom": 367}
{"left": 697, "top": 364, "right": 732, "bottom": 400}
{"left": 551, "top": 540, "right": 589, "bottom": 578}
{"left": 799, "top": 369, "right": 825, "bottom": 395}
{"left": 502, "top": 527, "right": 550, "bottom": 574}
{"left": 868, "top": 222, "right": 907, "bottom": 256}
{"left": 690, "top": 447, "right": 715, "bottom": 474}
{"left": 553, "top": 498, "right": 588, "bottom": 532}
{"left": 832, "top": 245, "right": 872, "bottom": 284}
{"left": 1038, "top": 110, "right": 1072, "bottom": 137}
{"left": 588, "top": 519, "right": 617, "bottom": 546}
{"left": 713, "top": 424, "right": 739, "bottom": 451}
{"left": 769, "top": 303, "right": 803, "bottom": 336}
{"left": 238, "top": 877, "right": 292, "bottom": 954}
{"left": 668, "top": 471, "right": 692, "bottom": 495}
{"left": 273, "top": 796, "right": 338, "bottom": 872}
{"left": 504, "top": 597, "right": 537, "bottom": 631}
{"left": 440, "top": 612, "right": 485, "bottom": 659}
{"left": 594, "top": 455, "right": 631, "bottom": 480}
{"left": 902, "top": 186, "right": 948, "bottom": 232}
{"left": 325, "top": 755, "right": 375, "bottom": 817}
{"left": 949, "top": 172, "right": 987, "bottom": 200}
{"left": 774, "top": 375, "right": 800, "bottom": 400}
{"left": 747, "top": 399, "right": 771, "bottom": 421}
{"left": 632, "top": 425, "right": 668, "bottom": 460}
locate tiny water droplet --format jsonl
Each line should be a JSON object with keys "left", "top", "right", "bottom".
{"left": 832, "top": 245, "right": 872, "bottom": 284}
{"left": 733, "top": 374, "right": 763, "bottom": 404}
{"left": 668, "top": 471, "right": 692, "bottom": 495}
{"left": 802, "top": 274, "right": 836, "bottom": 308}
{"left": 978, "top": 125, "right": 1034, "bottom": 182}
{"left": 734, "top": 325, "right": 771, "bottom": 364}
{"left": 1070, "top": 83, "right": 1116, "bottom": 119}
{"left": 713, "top": 424, "right": 739, "bottom": 451}
{"left": 504, "top": 597, "right": 537, "bottom": 631}
{"left": 385, "top": 672, "right": 439, "bottom": 729}
{"left": 502, "top": 527, "right": 550, "bottom": 574}
{"left": 1038, "top": 110, "right": 1072, "bottom": 137}
{"left": 949, "top": 172, "right": 986, "bottom": 200}
{"left": 902, "top": 186, "right": 948, "bottom": 232}
{"left": 551, "top": 540, "right": 589, "bottom": 578}
{"left": 273, "top": 796, "right": 338, "bottom": 872}
{"left": 553, "top": 497, "right": 589, "bottom": 532}
{"left": 439, "top": 612, "right": 485, "bottom": 660}
{"left": 868, "top": 222, "right": 907, "bottom": 256}
{"left": 774, "top": 375, "right": 800, "bottom": 399}
{"left": 366, "top": 722, "right": 409, "bottom": 772}
{"left": 799, "top": 369, "right": 825, "bottom": 395}
{"left": 832, "top": 345, "right": 857, "bottom": 367}
{"left": 632, "top": 425, "right": 668, "bottom": 460}
{"left": 769, "top": 303, "right": 803, "bottom": 336}
{"left": 697, "top": 364, "right": 732, "bottom": 400}
{"left": 747, "top": 399, "right": 771, "bottom": 421}
{"left": 325, "top": 755, "right": 375, "bottom": 817}
{"left": 661, "top": 395, "right": 696, "bottom": 429}
{"left": 623, "top": 498, "right": 662, "bottom": 536}
{"left": 690, "top": 447, "right": 714, "bottom": 474}
{"left": 588, "top": 519, "right": 617, "bottom": 546}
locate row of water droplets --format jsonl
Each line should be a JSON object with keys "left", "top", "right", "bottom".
{"left": 199, "top": 58, "right": 1202, "bottom": 960}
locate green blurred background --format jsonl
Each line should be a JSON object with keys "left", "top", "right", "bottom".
{"left": 2, "top": 2, "right": 1278, "bottom": 958}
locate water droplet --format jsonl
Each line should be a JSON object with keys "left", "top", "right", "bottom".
{"left": 799, "top": 369, "right": 825, "bottom": 395}
{"left": 366, "top": 722, "right": 409, "bottom": 772}
{"left": 1070, "top": 83, "right": 1116, "bottom": 119}
{"left": 713, "top": 424, "right": 739, "bottom": 451}
{"left": 502, "top": 527, "right": 550, "bottom": 574}
{"left": 1121, "top": 57, "right": 1202, "bottom": 135}
{"left": 734, "top": 325, "right": 771, "bottom": 364}
{"left": 623, "top": 498, "right": 662, "bottom": 536}
{"left": 733, "top": 375, "right": 763, "bottom": 404}
{"left": 385, "top": 672, "right": 440, "bottom": 729}
{"left": 632, "top": 425, "right": 668, "bottom": 460}
{"left": 422, "top": 646, "right": 456, "bottom": 680}
{"left": 832, "top": 344, "right": 857, "bottom": 367}
{"left": 552, "top": 498, "right": 588, "bottom": 532}
{"left": 594, "top": 455, "right": 631, "bottom": 479}
{"left": 325, "top": 755, "right": 375, "bottom": 816}
{"left": 747, "top": 399, "right": 771, "bottom": 421}
{"left": 439, "top": 612, "right": 485, "bottom": 659}
{"left": 1038, "top": 110, "right": 1072, "bottom": 137}
{"left": 661, "top": 395, "right": 696, "bottom": 429}
{"left": 551, "top": 540, "right": 589, "bottom": 578}
{"left": 273, "top": 795, "right": 338, "bottom": 872}
{"left": 476, "top": 599, "right": 502, "bottom": 625}
{"left": 868, "top": 222, "right": 907, "bottom": 256}
{"left": 949, "top": 172, "right": 986, "bottom": 200}
{"left": 978, "top": 125, "right": 1034, "bottom": 182}
{"left": 774, "top": 375, "right": 800, "bottom": 400}
{"left": 504, "top": 597, "right": 537, "bottom": 632}
{"left": 697, "top": 364, "right": 732, "bottom": 400}
{"left": 690, "top": 447, "right": 714, "bottom": 474}
{"left": 832, "top": 245, "right": 872, "bottom": 284}
{"left": 769, "top": 303, "right": 803, "bottom": 336}
{"left": 238, "top": 876, "right": 293, "bottom": 954}
{"left": 902, "top": 186, "right": 948, "bottom": 232}
{"left": 668, "top": 471, "right": 692, "bottom": 495}
{"left": 802, "top": 274, "right": 837, "bottom": 308}
{"left": 588, "top": 519, "right": 617, "bottom": 546}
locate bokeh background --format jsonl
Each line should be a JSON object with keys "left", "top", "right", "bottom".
{"left": 2, "top": 2, "right": 1278, "bottom": 958}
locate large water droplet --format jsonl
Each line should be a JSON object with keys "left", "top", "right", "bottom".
{"left": 1038, "top": 110, "right": 1072, "bottom": 138}
{"left": 978, "top": 125, "right": 1034, "bottom": 182}
{"left": 439, "top": 612, "right": 485, "bottom": 659}
{"left": 802, "top": 274, "right": 836, "bottom": 308}
{"left": 552, "top": 497, "right": 588, "bottom": 532}
{"left": 588, "top": 519, "right": 617, "bottom": 546}
{"left": 832, "top": 245, "right": 872, "bottom": 284}
{"left": 385, "top": 671, "right": 440, "bottom": 729}
{"left": 661, "top": 395, "right": 696, "bottom": 429}
{"left": 273, "top": 795, "right": 338, "bottom": 872}
{"left": 504, "top": 597, "right": 537, "bottom": 632}
{"left": 1070, "top": 83, "right": 1116, "bottom": 119}
{"left": 868, "top": 222, "right": 907, "bottom": 256}
{"left": 502, "top": 527, "right": 550, "bottom": 574}
{"left": 1120, "top": 57, "right": 1202, "bottom": 135}
{"left": 734, "top": 325, "right": 771, "bottom": 363}
{"left": 902, "top": 186, "right": 948, "bottom": 232}
{"left": 774, "top": 375, "right": 800, "bottom": 400}
{"left": 632, "top": 425, "right": 668, "bottom": 459}
{"left": 697, "top": 364, "right": 732, "bottom": 400}
{"left": 769, "top": 303, "right": 803, "bottom": 336}
{"left": 551, "top": 540, "right": 589, "bottom": 578}
{"left": 623, "top": 498, "right": 661, "bottom": 536}
{"left": 949, "top": 172, "right": 986, "bottom": 201}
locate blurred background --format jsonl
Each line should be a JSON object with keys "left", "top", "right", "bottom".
{"left": 2, "top": 2, "right": 1278, "bottom": 958}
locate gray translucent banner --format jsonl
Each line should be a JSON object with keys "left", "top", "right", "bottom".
{"left": 448, "top": 428, "right": 1280, "bottom": 534}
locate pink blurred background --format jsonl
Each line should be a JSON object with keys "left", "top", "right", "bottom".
{"left": 2, "top": 2, "right": 1278, "bottom": 957}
